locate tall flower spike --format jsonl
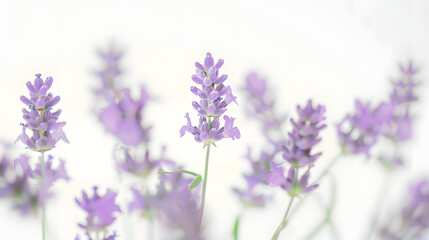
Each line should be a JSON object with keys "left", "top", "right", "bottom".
{"left": 282, "top": 100, "right": 326, "bottom": 168}
{"left": 180, "top": 53, "right": 240, "bottom": 146}
{"left": 16, "top": 74, "right": 69, "bottom": 152}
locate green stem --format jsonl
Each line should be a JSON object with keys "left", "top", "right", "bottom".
{"left": 40, "top": 152, "right": 46, "bottom": 240}
{"left": 199, "top": 143, "right": 211, "bottom": 225}
{"left": 271, "top": 196, "right": 295, "bottom": 240}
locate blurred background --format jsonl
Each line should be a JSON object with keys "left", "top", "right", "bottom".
{"left": 0, "top": 0, "right": 428, "bottom": 239}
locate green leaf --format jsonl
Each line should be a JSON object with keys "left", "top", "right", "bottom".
{"left": 189, "top": 175, "right": 202, "bottom": 190}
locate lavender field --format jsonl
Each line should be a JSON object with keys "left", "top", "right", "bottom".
{"left": 1, "top": 1, "right": 429, "bottom": 240}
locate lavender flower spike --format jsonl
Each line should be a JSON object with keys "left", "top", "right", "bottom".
{"left": 180, "top": 53, "right": 240, "bottom": 146}
{"left": 75, "top": 187, "right": 121, "bottom": 239}
{"left": 16, "top": 74, "right": 69, "bottom": 152}
{"left": 282, "top": 100, "right": 326, "bottom": 168}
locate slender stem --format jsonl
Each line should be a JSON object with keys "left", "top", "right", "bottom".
{"left": 40, "top": 152, "right": 46, "bottom": 240}
{"left": 199, "top": 143, "right": 211, "bottom": 224}
{"left": 271, "top": 196, "right": 295, "bottom": 240}
{"left": 290, "top": 153, "right": 342, "bottom": 218}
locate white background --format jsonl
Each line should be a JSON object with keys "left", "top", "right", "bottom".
{"left": 0, "top": 0, "right": 428, "bottom": 239}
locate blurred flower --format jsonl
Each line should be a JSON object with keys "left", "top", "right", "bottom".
{"left": 282, "top": 100, "right": 326, "bottom": 168}
{"left": 242, "top": 73, "right": 286, "bottom": 142}
{"left": 14, "top": 154, "right": 69, "bottom": 203}
{"left": 75, "top": 187, "right": 121, "bottom": 236}
{"left": 233, "top": 175, "right": 267, "bottom": 207}
{"left": 16, "top": 74, "right": 69, "bottom": 152}
{"left": 336, "top": 100, "right": 383, "bottom": 157}
{"left": 380, "top": 179, "right": 429, "bottom": 239}
{"left": 267, "top": 163, "right": 318, "bottom": 197}
{"left": 99, "top": 88, "right": 151, "bottom": 146}
{"left": 180, "top": 53, "right": 240, "bottom": 146}
{"left": 93, "top": 46, "right": 123, "bottom": 101}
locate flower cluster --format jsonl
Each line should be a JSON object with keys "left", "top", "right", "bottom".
{"left": 75, "top": 187, "right": 121, "bottom": 240}
{"left": 337, "top": 62, "right": 419, "bottom": 164}
{"left": 14, "top": 154, "right": 69, "bottom": 204}
{"left": 16, "top": 74, "right": 69, "bottom": 152}
{"left": 233, "top": 148, "right": 274, "bottom": 207}
{"left": 99, "top": 88, "right": 151, "bottom": 146}
{"left": 268, "top": 100, "right": 326, "bottom": 197}
{"left": 0, "top": 145, "right": 39, "bottom": 214}
{"left": 94, "top": 47, "right": 123, "bottom": 100}
{"left": 129, "top": 170, "right": 203, "bottom": 239}
{"left": 380, "top": 179, "right": 429, "bottom": 239}
{"left": 336, "top": 100, "right": 383, "bottom": 157}
{"left": 242, "top": 73, "right": 286, "bottom": 143}
{"left": 180, "top": 53, "right": 240, "bottom": 146}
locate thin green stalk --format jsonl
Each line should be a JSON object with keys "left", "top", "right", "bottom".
{"left": 271, "top": 196, "right": 295, "bottom": 240}
{"left": 199, "top": 143, "right": 211, "bottom": 224}
{"left": 40, "top": 152, "right": 46, "bottom": 240}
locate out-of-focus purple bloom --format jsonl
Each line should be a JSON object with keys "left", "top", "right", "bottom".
{"left": 282, "top": 100, "right": 326, "bottom": 168}
{"left": 180, "top": 53, "right": 240, "bottom": 146}
{"left": 14, "top": 154, "right": 69, "bottom": 204}
{"left": 267, "top": 163, "right": 318, "bottom": 196}
{"left": 16, "top": 74, "right": 68, "bottom": 152}
{"left": 380, "top": 179, "right": 429, "bottom": 239}
{"left": 157, "top": 178, "right": 203, "bottom": 240}
{"left": 94, "top": 46, "right": 123, "bottom": 100}
{"left": 116, "top": 150, "right": 161, "bottom": 178}
{"left": 233, "top": 175, "right": 267, "bottom": 207}
{"left": 337, "top": 100, "right": 383, "bottom": 157}
{"left": 76, "top": 187, "right": 121, "bottom": 235}
{"left": 242, "top": 73, "right": 286, "bottom": 140}
{"left": 99, "top": 88, "right": 151, "bottom": 146}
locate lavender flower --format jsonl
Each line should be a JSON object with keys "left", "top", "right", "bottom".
{"left": 75, "top": 187, "right": 121, "bottom": 238}
{"left": 380, "top": 179, "right": 429, "bottom": 239}
{"left": 14, "top": 154, "right": 69, "bottom": 203}
{"left": 267, "top": 163, "right": 318, "bottom": 197}
{"left": 0, "top": 154, "right": 39, "bottom": 214}
{"left": 180, "top": 53, "right": 240, "bottom": 146}
{"left": 94, "top": 46, "right": 123, "bottom": 100}
{"left": 233, "top": 175, "right": 267, "bottom": 207}
{"left": 99, "top": 88, "right": 150, "bottom": 146}
{"left": 282, "top": 100, "right": 326, "bottom": 168}
{"left": 16, "top": 74, "right": 69, "bottom": 152}
{"left": 116, "top": 149, "right": 163, "bottom": 178}
{"left": 336, "top": 100, "right": 383, "bottom": 157}
{"left": 242, "top": 73, "right": 286, "bottom": 141}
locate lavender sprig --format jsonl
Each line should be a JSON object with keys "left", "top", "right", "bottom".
{"left": 177, "top": 53, "right": 240, "bottom": 226}
{"left": 16, "top": 74, "right": 69, "bottom": 240}
{"left": 269, "top": 100, "right": 326, "bottom": 240}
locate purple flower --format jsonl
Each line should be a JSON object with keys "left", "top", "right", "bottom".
{"left": 282, "top": 100, "right": 326, "bottom": 168}
{"left": 242, "top": 73, "right": 286, "bottom": 138}
{"left": 115, "top": 149, "right": 168, "bottom": 178}
{"left": 16, "top": 74, "right": 68, "bottom": 152}
{"left": 180, "top": 53, "right": 240, "bottom": 146}
{"left": 99, "top": 87, "right": 151, "bottom": 146}
{"left": 14, "top": 154, "right": 69, "bottom": 204}
{"left": 233, "top": 175, "right": 268, "bottom": 207}
{"left": 76, "top": 187, "right": 121, "bottom": 234}
{"left": 337, "top": 100, "right": 383, "bottom": 157}
{"left": 94, "top": 46, "right": 123, "bottom": 100}
{"left": 267, "top": 163, "right": 318, "bottom": 196}
{"left": 379, "top": 179, "right": 429, "bottom": 239}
